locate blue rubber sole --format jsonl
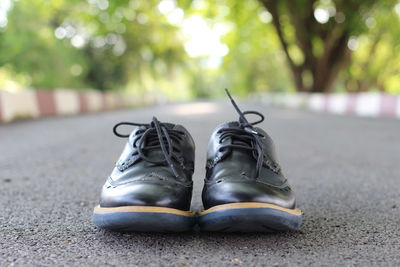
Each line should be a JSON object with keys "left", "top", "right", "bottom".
{"left": 93, "top": 206, "right": 195, "bottom": 232}
{"left": 199, "top": 203, "right": 302, "bottom": 232}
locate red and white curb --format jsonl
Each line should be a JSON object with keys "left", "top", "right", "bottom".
{"left": 254, "top": 92, "right": 400, "bottom": 119}
{"left": 0, "top": 89, "right": 154, "bottom": 123}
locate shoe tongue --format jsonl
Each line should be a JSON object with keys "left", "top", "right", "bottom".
{"left": 213, "top": 121, "right": 254, "bottom": 165}
{"left": 219, "top": 121, "right": 250, "bottom": 146}
{"left": 129, "top": 122, "right": 176, "bottom": 140}
{"left": 219, "top": 121, "right": 240, "bottom": 129}
{"left": 133, "top": 121, "right": 180, "bottom": 158}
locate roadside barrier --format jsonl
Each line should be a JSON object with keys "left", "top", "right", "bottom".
{"left": 252, "top": 92, "right": 400, "bottom": 119}
{"left": 0, "top": 89, "right": 155, "bottom": 123}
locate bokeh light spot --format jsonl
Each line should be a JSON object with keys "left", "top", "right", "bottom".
{"left": 314, "top": 7, "right": 330, "bottom": 24}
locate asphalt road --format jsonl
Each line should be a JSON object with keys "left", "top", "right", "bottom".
{"left": 1, "top": 100, "right": 399, "bottom": 266}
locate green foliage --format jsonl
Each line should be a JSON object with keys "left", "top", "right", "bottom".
{"left": 221, "top": 1, "right": 294, "bottom": 95}
{"left": 343, "top": 4, "right": 400, "bottom": 93}
{"left": 0, "top": 0, "right": 186, "bottom": 91}
{"left": 0, "top": 0, "right": 399, "bottom": 96}
{"left": 181, "top": 0, "right": 400, "bottom": 95}
{"left": 0, "top": 0, "right": 89, "bottom": 89}
{"left": 180, "top": 0, "right": 293, "bottom": 97}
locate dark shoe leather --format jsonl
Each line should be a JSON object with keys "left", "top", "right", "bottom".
{"left": 202, "top": 90, "right": 296, "bottom": 210}
{"left": 98, "top": 117, "right": 195, "bottom": 211}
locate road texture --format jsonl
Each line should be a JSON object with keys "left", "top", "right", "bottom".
{"left": 1, "top": 100, "right": 399, "bottom": 266}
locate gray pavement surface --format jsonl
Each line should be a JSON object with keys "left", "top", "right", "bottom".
{"left": 1, "top": 100, "right": 399, "bottom": 266}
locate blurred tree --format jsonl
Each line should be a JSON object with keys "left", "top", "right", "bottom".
{"left": 74, "top": 0, "right": 187, "bottom": 91}
{"left": 342, "top": 5, "right": 400, "bottom": 93}
{"left": 258, "top": 0, "right": 396, "bottom": 93}
{"left": 1, "top": 0, "right": 399, "bottom": 96}
{"left": 178, "top": 0, "right": 294, "bottom": 97}
{"left": 221, "top": 1, "right": 293, "bottom": 95}
{"left": 0, "top": 0, "right": 89, "bottom": 89}
{"left": 0, "top": 0, "right": 187, "bottom": 91}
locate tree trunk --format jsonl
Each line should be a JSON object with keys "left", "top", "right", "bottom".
{"left": 292, "top": 66, "right": 306, "bottom": 92}
{"left": 259, "top": 0, "right": 352, "bottom": 93}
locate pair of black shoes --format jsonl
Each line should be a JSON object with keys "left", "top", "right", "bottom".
{"left": 93, "top": 90, "right": 302, "bottom": 232}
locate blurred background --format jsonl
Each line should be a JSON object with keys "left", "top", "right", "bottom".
{"left": 0, "top": 0, "right": 399, "bottom": 100}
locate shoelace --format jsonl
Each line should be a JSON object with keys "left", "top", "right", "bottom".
{"left": 113, "top": 117, "right": 185, "bottom": 178}
{"left": 219, "top": 88, "right": 266, "bottom": 178}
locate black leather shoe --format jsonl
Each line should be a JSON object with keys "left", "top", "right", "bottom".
{"left": 199, "top": 89, "right": 302, "bottom": 232}
{"left": 93, "top": 117, "right": 195, "bottom": 232}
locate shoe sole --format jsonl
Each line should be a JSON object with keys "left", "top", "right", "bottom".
{"left": 92, "top": 205, "right": 195, "bottom": 232}
{"left": 198, "top": 202, "right": 302, "bottom": 232}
